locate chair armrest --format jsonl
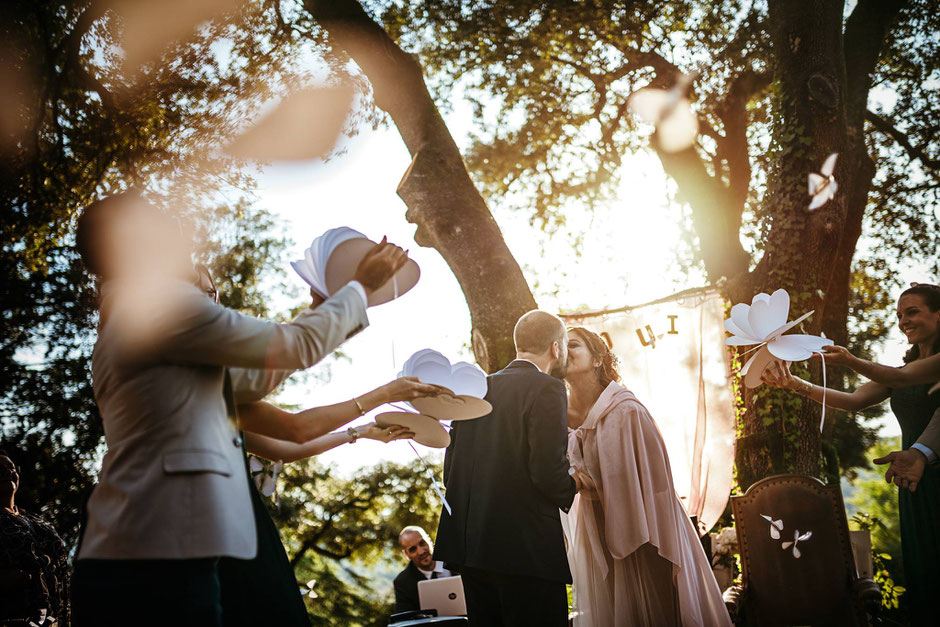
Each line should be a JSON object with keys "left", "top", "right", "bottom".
{"left": 722, "top": 584, "right": 744, "bottom": 623}
{"left": 852, "top": 577, "right": 881, "bottom": 618}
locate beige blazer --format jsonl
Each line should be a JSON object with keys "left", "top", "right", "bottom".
{"left": 78, "top": 279, "right": 367, "bottom": 560}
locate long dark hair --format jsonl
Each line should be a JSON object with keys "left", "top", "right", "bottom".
{"left": 900, "top": 283, "right": 940, "bottom": 363}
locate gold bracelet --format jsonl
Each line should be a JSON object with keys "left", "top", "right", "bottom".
{"left": 346, "top": 426, "right": 359, "bottom": 443}
{"left": 352, "top": 396, "right": 366, "bottom": 416}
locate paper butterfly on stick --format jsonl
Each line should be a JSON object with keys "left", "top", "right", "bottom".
{"left": 627, "top": 71, "right": 700, "bottom": 153}
{"left": 760, "top": 514, "right": 784, "bottom": 540}
{"left": 782, "top": 529, "right": 813, "bottom": 559}
{"left": 808, "top": 153, "right": 838, "bottom": 210}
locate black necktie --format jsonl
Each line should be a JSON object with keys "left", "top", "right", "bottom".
{"left": 431, "top": 571, "right": 440, "bottom": 579}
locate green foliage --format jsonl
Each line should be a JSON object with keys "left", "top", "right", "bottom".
{"left": 371, "top": 0, "right": 940, "bottom": 481}
{"left": 270, "top": 458, "right": 443, "bottom": 626}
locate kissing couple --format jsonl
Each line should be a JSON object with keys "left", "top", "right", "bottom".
{"left": 434, "top": 310, "right": 730, "bottom": 626}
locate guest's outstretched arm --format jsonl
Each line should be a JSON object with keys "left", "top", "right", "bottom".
{"left": 237, "top": 377, "right": 449, "bottom": 443}
{"left": 245, "top": 422, "right": 412, "bottom": 463}
{"left": 818, "top": 346, "right": 940, "bottom": 387}
{"left": 761, "top": 360, "right": 891, "bottom": 412}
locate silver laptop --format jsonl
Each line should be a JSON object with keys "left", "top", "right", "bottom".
{"left": 417, "top": 575, "right": 467, "bottom": 617}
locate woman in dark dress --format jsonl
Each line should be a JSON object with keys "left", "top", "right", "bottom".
{"left": 219, "top": 404, "right": 414, "bottom": 627}
{"left": 763, "top": 283, "right": 940, "bottom": 625}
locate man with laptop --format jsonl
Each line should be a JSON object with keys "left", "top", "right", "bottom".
{"left": 393, "top": 526, "right": 464, "bottom": 616}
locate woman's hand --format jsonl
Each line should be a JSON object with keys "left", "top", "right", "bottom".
{"left": 761, "top": 360, "right": 802, "bottom": 391}
{"left": 814, "top": 345, "right": 860, "bottom": 369}
{"left": 378, "top": 377, "right": 454, "bottom": 404}
{"left": 356, "top": 423, "right": 414, "bottom": 443}
{"left": 573, "top": 470, "right": 598, "bottom": 500}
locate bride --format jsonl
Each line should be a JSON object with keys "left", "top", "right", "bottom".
{"left": 563, "top": 326, "right": 730, "bottom": 626}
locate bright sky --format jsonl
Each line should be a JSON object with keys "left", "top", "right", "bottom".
{"left": 255, "top": 103, "right": 698, "bottom": 470}
{"left": 254, "top": 91, "right": 916, "bottom": 472}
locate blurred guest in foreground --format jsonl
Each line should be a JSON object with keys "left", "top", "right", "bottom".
{"left": 0, "top": 452, "right": 70, "bottom": 626}
{"left": 70, "top": 191, "right": 409, "bottom": 626}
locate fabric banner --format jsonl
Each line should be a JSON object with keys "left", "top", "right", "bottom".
{"left": 563, "top": 288, "right": 735, "bottom": 534}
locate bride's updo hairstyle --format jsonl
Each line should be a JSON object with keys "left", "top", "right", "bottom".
{"left": 568, "top": 326, "right": 621, "bottom": 387}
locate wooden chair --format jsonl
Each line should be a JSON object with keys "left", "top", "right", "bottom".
{"left": 723, "top": 474, "right": 880, "bottom": 626}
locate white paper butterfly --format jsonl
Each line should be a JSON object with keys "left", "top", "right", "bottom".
{"left": 808, "top": 153, "right": 838, "bottom": 210}
{"left": 249, "top": 456, "right": 283, "bottom": 501}
{"left": 627, "top": 72, "right": 699, "bottom": 153}
{"left": 781, "top": 529, "right": 813, "bottom": 558}
{"left": 301, "top": 579, "right": 318, "bottom": 599}
{"left": 760, "top": 514, "right": 784, "bottom": 540}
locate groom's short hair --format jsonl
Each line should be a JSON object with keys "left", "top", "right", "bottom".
{"left": 514, "top": 310, "right": 566, "bottom": 355}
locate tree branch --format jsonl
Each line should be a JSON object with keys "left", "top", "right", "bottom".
{"left": 60, "top": 2, "right": 116, "bottom": 111}
{"left": 866, "top": 110, "right": 940, "bottom": 170}
{"left": 843, "top": 0, "right": 908, "bottom": 128}
{"left": 718, "top": 70, "right": 772, "bottom": 207}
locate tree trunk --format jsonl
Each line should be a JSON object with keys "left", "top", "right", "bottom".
{"left": 304, "top": 0, "right": 536, "bottom": 372}
{"left": 732, "top": 0, "right": 852, "bottom": 489}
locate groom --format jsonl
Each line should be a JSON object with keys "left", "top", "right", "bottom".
{"left": 434, "top": 310, "right": 578, "bottom": 626}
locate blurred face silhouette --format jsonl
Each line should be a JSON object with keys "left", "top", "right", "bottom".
{"left": 105, "top": 202, "right": 192, "bottom": 281}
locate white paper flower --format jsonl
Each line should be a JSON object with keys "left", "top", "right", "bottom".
{"left": 397, "top": 349, "right": 491, "bottom": 421}
{"left": 627, "top": 72, "right": 699, "bottom": 153}
{"left": 399, "top": 349, "right": 488, "bottom": 399}
{"left": 724, "top": 289, "right": 832, "bottom": 388}
{"left": 808, "top": 153, "right": 838, "bottom": 210}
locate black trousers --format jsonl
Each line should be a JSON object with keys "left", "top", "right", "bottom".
{"left": 460, "top": 565, "right": 568, "bottom": 627}
{"left": 72, "top": 558, "right": 222, "bottom": 627}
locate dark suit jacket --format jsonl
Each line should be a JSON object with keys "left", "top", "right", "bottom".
{"left": 392, "top": 561, "right": 424, "bottom": 614}
{"left": 433, "top": 360, "right": 577, "bottom": 583}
